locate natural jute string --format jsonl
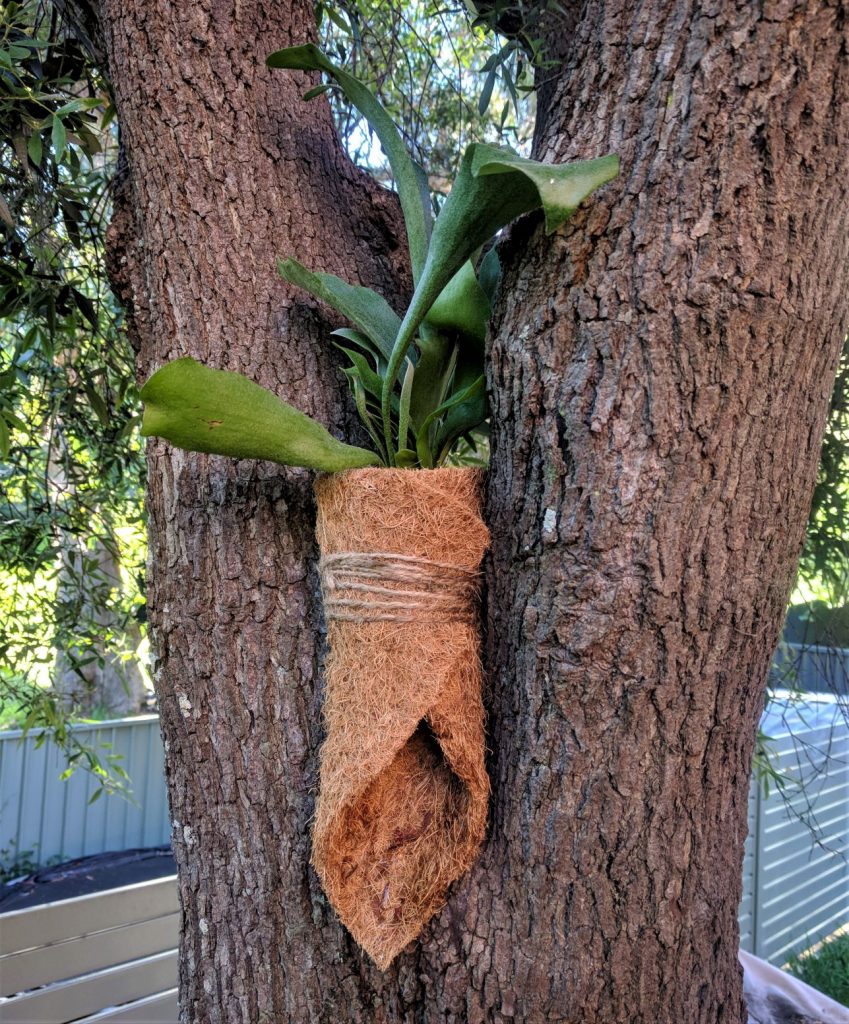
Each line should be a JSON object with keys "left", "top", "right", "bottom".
{"left": 319, "top": 551, "right": 480, "bottom": 623}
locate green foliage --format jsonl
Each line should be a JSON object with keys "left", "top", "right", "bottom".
{"left": 275, "top": 48, "right": 616, "bottom": 466}
{"left": 464, "top": 2, "right": 563, "bottom": 54}
{"left": 0, "top": 1, "right": 144, "bottom": 795}
{"left": 315, "top": 2, "right": 535, "bottom": 188}
{"left": 0, "top": 840, "right": 42, "bottom": 882}
{"left": 0, "top": 840, "right": 67, "bottom": 881}
{"left": 784, "top": 600, "right": 849, "bottom": 648}
{"left": 140, "top": 358, "right": 380, "bottom": 472}
{"left": 143, "top": 47, "right": 618, "bottom": 471}
{"left": 751, "top": 727, "right": 790, "bottom": 799}
{"left": 1, "top": 670, "right": 131, "bottom": 797}
{"left": 378, "top": 142, "right": 617, "bottom": 460}
{"left": 797, "top": 338, "right": 849, "bottom": 604}
{"left": 786, "top": 932, "right": 849, "bottom": 1006}
{"left": 425, "top": 259, "right": 491, "bottom": 345}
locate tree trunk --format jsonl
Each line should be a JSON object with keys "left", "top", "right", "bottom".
{"left": 98, "top": 1, "right": 410, "bottom": 1020}
{"left": 482, "top": 2, "right": 849, "bottom": 1022}
{"left": 95, "top": 0, "right": 849, "bottom": 1022}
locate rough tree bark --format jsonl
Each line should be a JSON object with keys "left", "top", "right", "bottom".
{"left": 94, "top": 0, "right": 849, "bottom": 1022}
{"left": 483, "top": 2, "right": 849, "bottom": 1022}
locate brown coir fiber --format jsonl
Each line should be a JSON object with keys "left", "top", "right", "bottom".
{"left": 313, "top": 467, "right": 490, "bottom": 969}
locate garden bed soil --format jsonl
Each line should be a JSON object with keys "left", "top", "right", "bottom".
{"left": 0, "top": 846, "right": 175, "bottom": 912}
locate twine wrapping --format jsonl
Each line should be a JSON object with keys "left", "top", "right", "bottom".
{"left": 313, "top": 467, "right": 490, "bottom": 969}
{"left": 319, "top": 552, "right": 479, "bottom": 623}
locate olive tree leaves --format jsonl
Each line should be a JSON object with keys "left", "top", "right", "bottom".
{"left": 139, "top": 45, "right": 618, "bottom": 471}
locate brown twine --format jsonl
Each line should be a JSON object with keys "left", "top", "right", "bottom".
{"left": 319, "top": 551, "right": 480, "bottom": 623}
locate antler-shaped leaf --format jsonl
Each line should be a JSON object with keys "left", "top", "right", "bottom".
{"left": 425, "top": 259, "right": 491, "bottom": 345}
{"left": 267, "top": 44, "right": 432, "bottom": 283}
{"left": 141, "top": 357, "right": 380, "bottom": 472}
{"left": 278, "top": 257, "right": 401, "bottom": 361}
{"left": 379, "top": 144, "right": 620, "bottom": 458}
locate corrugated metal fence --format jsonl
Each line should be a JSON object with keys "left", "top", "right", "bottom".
{"left": 0, "top": 716, "right": 169, "bottom": 868}
{"left": 738, "top": 694, "right": 849, "bottom": 962}
{"left": 1, "top": 691, "right": 847, "bottom": 964}
{"left": 772, "top": 641, "right": 849, "bottom": 696}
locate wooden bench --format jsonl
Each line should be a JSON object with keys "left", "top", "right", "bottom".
{"left": 0, "top": 875, "right": 178, "bottom": 1023}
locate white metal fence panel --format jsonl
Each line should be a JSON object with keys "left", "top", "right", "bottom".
{"left": 0, "top": 875, "right": 179, "bottom": 1024}
{"left": 740, "top": 696, "right": 849, "bottom": 963}
{"left": 0, "top": 716, "right": 170, "bottom": 868}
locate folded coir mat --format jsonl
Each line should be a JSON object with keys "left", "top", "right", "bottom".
{"left": 313, "top": 467, "right": 490, "bottom": 968}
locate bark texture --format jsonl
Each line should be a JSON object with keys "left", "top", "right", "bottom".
{"left": 98, "top": 1, "right": 409, "bottom": 1019}
{"left": 483, "top": 2, "right": 849, "bottom": 1022}
{"left": 97, "top": 0, "right": 849, "bottom": 1022}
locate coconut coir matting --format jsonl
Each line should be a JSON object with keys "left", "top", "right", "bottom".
{"left": 314, "top": 467, "right": 490, "bottom": 969}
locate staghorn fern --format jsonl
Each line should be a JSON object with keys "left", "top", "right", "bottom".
{"left": 140, "top": 45, "right": 619, "bottom": 473}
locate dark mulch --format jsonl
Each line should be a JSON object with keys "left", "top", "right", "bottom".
{"left": 0, "top": 847, "right": 176, "bottom": 912}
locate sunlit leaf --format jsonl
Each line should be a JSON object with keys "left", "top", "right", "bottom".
{"left": 26, "top": 132, "right": 42, "bottom": 166}
{"left": 51, "top": 115, "right": 66, "bottom": 160}
{"left": 140, "top": 357, "right": 380, "bottom": 471}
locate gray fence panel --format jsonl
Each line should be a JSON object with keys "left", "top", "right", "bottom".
{"left": 0, "top": 717, "right": 170, "bottom": 868}
{"left": 0, "top": 739, "right": 24, "bottom": 863}
{"left": 772, "top": 642, "right": 849, "bottom": 696}
{"left": 140, "top": 724, "right": 168, "bottom": 848}
{"left": 744, "top": 696, "right": 849, "bottom": 964}
{"left": 39, "top": 742, "right": 69, "bottom": 867}
{"left": 102, "top": 726, "right": 127, "bottom": 855}
{"left": 738, "top": 801, "right": 757, "bottom": 954}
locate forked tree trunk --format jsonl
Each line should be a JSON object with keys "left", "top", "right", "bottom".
{"left": 95, "top": 0, "right": 849, "bottom": 1021}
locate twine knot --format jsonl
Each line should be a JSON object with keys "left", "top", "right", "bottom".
{"left": 319, "top": 552, "right": 480, "bottom": 623}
